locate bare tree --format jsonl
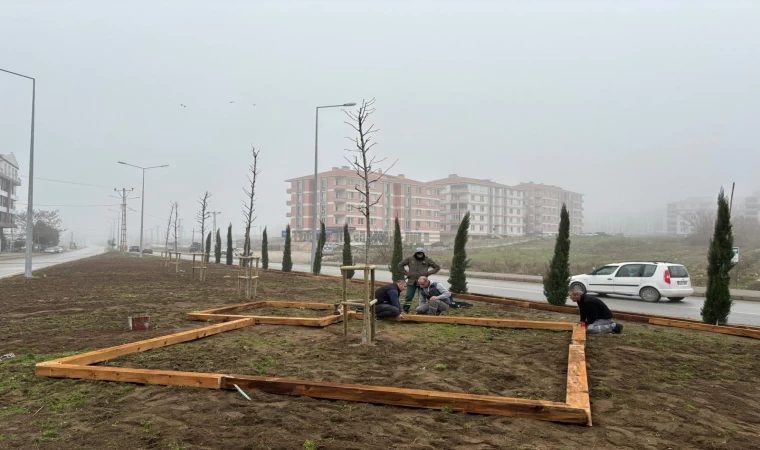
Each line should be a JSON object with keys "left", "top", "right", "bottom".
{"left": 343, "top": 98, "right": 396, "bottom": 264}
{"left": 242, "top": 145, "right": 261, "bottom": 264}
{"left": 172, "top": 202, "right": 180, "bottom": 252}
{"left": 197, "top": 191, "right": 211, "bottom": 261}
{"left": 164, "top": 202, "right": 175, "bottom": 251}
{"left": 685, "top": 210, "right": 715, "bottom": 243}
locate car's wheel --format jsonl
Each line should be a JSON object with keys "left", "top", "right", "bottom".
{"left": 640, "top": 286, "right": 661, "bottom": 302}
{"left": 570, "top": 282, "right": 587, "bottom": 295}
{"left": 668, "top": 297, "right": 685, "bottom": 302}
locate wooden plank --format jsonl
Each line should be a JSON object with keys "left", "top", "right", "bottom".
{"left": 566, "top": 344, "right": 591, "bottom": 426}
{"left": 395, "top": 315, "right": 574, "bottom": 330}
{"left": 571, "top": 324, "right": 586, "bottom": 345}
{"left": 36, "top": 364, "right": 224, "bottom": 389}
{"left": 186, "top": 313, "right": 326, "bottom": 327}
{"left": 340, "top": 265, "right": 376, "bottom": 271}
{"left": 265, "top": 301, "right": 334, "bottom": 310}
{"left": 648, "top": 318, "right": 760, "bottom": 339}
{"left": 42, "top": 319, "right": 256, "bottom": 366}
{"left": 221, "top": 375, "right": 588, "bottom": 424}
{"left": 200, "top": 301, "right": 268, "bottom": 315}
{"left": 320, "top": 314, "right": 342, "bottom": 327}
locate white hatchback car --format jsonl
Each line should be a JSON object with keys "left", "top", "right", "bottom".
{"left": 569, "top": 262, "right": 693, "bottom": 302}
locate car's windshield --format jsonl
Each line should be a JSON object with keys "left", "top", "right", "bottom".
{"left": 593, "top": 266, "right": 619, "bottom": 276}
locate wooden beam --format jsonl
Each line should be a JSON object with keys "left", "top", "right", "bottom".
{"left": 221, "top": 375, "right": 588, "bottom": 424}
{"left": 566, "top": 343, "right": 591, "bottom": 426}
{"left": 186, "top": 314, "right": 326, "bottom": 327}
{"left": 40, "top": 318, "right": 256, "bottom": 366}
{"left": 36, "top": 364, "right": 224, "bottom": 389}
{"left": 571, "top": 324, "right": 586, "bottom": 345}
{"left": 340, "top": 265, "right": 376, "bottom": 271}
{"left": 648, "top": 318, "right": 760, "bottom": 339}
{"left": 264, "top": 301, "right": 334, "bottom": 310}
{"left": 199, "top": 301, "right": 268, "bottom": 315}
{"left": 319, "top": 314, "right": 342, "bottom": 327}
{"left": 373, "top": 314, "right": 574, "bottom": 330}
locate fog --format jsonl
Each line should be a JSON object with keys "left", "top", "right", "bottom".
{"left": 2, "top": 0, "right": 759, "bottom": 244}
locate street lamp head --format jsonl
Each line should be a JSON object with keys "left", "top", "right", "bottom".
{"left": 343, "top": 102, "right": 357, "bottom": 107}
{"left": 117, "top": 161, "right": 127, "bottom": 165}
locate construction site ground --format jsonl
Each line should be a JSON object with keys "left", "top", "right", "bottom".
{"left": 1, "top": 253, "right": 759, "bottom": 449}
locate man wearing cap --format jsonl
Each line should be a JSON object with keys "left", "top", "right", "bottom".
{"left": 569, "top": 288, "right": 624, "bottom": 334}
{"left": 398, "top": 247, "right": 441, "bottom": 314}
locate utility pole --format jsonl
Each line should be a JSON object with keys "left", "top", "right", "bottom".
{"left": 114, "top": 188, "right": 134, "bottom": 252}
{"left": 191, "top": 228, "right": 195, "bottom": 247}
{"left": 210, "top": 211, "right": 221, "bottom": 236}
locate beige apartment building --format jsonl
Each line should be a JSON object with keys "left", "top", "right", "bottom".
{"left": 430, "top": 174, "right": 526, "bottom": 239}
{"left": 285, "top": 167, "right": 441, "bottom": 245}
{"left": 0, "top": 154, "right": 21, "bottom": 248}
{"left": 517, "top": 182, "right": 584, "bottom": 235}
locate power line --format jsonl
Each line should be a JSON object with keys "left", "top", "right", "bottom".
{"left": 19, "top": 175, "right": 114, "bottom": 189}
{"left": 17, "top": 203, "right": 119, "bottom": 207}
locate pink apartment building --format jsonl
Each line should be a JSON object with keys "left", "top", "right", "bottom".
{"left": 517, "top": 182, "right": 584, "bottom": 235}
{"left": 286, "top": 167, "right": 441, "bottom": 245}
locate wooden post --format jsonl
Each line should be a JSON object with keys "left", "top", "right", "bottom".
{"left": 362, "top": 266, "right": 370, "bottom": 345}
{"left": 370, "top": 267, "right": 376, "bottom": 343}
{"left": 342, "top": 270, "right": 348, "bottom": 339}
{"left": 253, "top": 257, "right": 260, "bottom": 300}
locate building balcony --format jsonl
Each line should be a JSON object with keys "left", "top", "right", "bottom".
{"left": 286, "top": 188, "right": 293, "bottom": 194}
{"left": 333, "top": 197, "right": 347, "bottom": 202}
{"left": 286, "top": 200, "right": 293, "bottom": 206}
{"left": 285, "top": 212, "right": 292, "bottom": 218}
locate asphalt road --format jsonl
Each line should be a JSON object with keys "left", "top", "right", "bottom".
{"left": 266, "top": 262, "right": 760, "bottom": 326}
{"left": 0, "top": 246, "right": 104, "bottom": 279}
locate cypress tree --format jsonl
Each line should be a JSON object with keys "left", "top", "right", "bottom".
{"left": 701, "top": 188, "right": 735, "bottom": 325}
{"left": 261, "top": 227, "right": 269, "bottom": 270}
{"left": 543, "top": 204, "right": 571, "bottom": 306}
{"left": 205, "top": 232, "right": 212, "bottom": 263}
{"left": 214, "top": 229, "right": 222, "bottom": 263}
{"left": 282, "top": 225, "right": 293, "bottom": 272}
{"left": 226, "top": 224, "right": 233, "bottom": 265}
{"left": 313, "top": 220, "right": 326, "bottom": 275}
{"left": 389, "top": 217, "right": 404, "bottom": 281}
{"left": 342, "top": 223, "right": 354, "bottom": 279}
{"left": 448, "top": 212, "right": 471, "bottom": 294}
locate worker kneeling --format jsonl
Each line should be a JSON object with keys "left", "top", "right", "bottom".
{"left": 569, "top": 288, "right": 623, "bottom": 334}
{"left": 374, "top": 280, "right": 407, "bottom": 320}
{"left": 416, "top": 276, "right": 452, "bottom": 316}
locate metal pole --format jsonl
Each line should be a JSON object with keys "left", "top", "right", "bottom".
{"left": 139, "top": 168, "right": 145, "bottom": 257}
{"left": 311, "top": 107, "right": 319, "bottom": 272}
{"left": 24, "top": 79, "right": 35, "bottom": 277}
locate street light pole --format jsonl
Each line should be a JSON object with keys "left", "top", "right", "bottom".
{"left": 118, "top": 161, "right": 169, "bottom": 257}
{"left": 1, "top": 68, "right": 35, "bottom": 278}
{"left": 311, "top": 102, "right": 356, "bottom": 272}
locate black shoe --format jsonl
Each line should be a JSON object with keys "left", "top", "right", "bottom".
{"left": 613, "top": 323, "right": 623, "bottom": 334}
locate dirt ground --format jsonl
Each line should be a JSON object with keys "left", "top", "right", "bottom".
{"left": 1, "top": 253, "right": 760, "bottom": 449}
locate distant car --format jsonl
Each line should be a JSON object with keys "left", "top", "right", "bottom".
{"left": 129, "top": 246, "right": 140, "bottom": 253}
{"left": 54, "top": 246, "right": 64, "bottom": 253}
{"left": 43, "top": 247, "right": 57, "bottom": 254}
{"left": 189, "top": 242, "right": 202, "bottom": 253}
{"left": 141, "top": 248, "right": 153, "bottom": 255}
{"left": 570, "top": 262, "right": 693, "bottom": 302}
{"left": 322, "top": 245, "right": 335, "bottom": 256}
{"left": 430, "top": 241, "right": 449, "bottom": 248}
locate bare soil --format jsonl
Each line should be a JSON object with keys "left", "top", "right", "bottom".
{"left": 1, "top": 253, "right": 759, "bottom": 449}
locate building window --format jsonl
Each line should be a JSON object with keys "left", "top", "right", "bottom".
{"left": 416, "top": 187, "right": 422, "bottom": 194}
{"left": 426, "top": 221, "right": 431, "bottom": 227}
{"left": 405, "top": 220, "right": 411, "bottom": 229}
{"left": 427, "top": 199, "right": 432, "bottom": 206}
{"left": 426, "top": 188, "right": 432, "bottom": 195}
{"left": 426, "top": 210, "right": 431, "bottom": 217}
{"left": 416, "top": 209, "right": 421, "bottom": 217}
{"left": 348, "top": 217, "right": 354, "bottom": 224}
{"left": 434, "top": 211, "right": 439, "bottom": 217}
{"left": 416, "top": 198, "right": 421, "bottom": 205}
{"left": 358, "top": 217, "right": 364, "bottom": 225}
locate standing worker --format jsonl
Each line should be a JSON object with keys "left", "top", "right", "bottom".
{"left": 398, "top": 247, "right": 441, "bottom": 314}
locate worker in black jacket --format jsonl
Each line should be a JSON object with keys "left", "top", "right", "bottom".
{"left": 569, "top": 289, "right": 623, "bottom": 334}
{"left": 374, "top": 280, "right": 407, "bottom": 320}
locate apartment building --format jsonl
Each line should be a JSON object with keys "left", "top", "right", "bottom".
{"left": 0, "top": 153, "right": 21, "bottom": 250}
{"left": 665, "top": 197, "right": 714, "bottom": 235}
{"left": 744, "top": 192, "right": 760, "bottom": 223}
{"left": 430, "top": 174, "right": 525, "bottom": 239}
{"left": 285, "top": 167, "right": 441, "bottom": 244}
{"left": 517, "top": 182, "right": 584, "bottom": 235}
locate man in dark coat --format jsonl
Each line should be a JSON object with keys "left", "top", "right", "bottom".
{"left": 569, "top": 288, "right": 623, "bottom": 334}
{"left": 374, "top": 280, "right": 408, "bottom": 320}
{"left": 398, "top": 247, "right": 441, "bottom": 314}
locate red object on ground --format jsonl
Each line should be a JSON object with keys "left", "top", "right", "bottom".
{"left": 580, "top": 321, "right": 587, "bottom": 328}
{"left": 128, "top": 316, "right": 150, "bottom": 331}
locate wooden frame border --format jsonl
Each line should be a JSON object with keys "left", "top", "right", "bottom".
{"left": 36, "top": 302, "right": 592, "bottom": 425}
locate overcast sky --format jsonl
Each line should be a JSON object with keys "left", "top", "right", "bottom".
{"left": 2, "top": 0, "right": 759, "bottom": 243}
